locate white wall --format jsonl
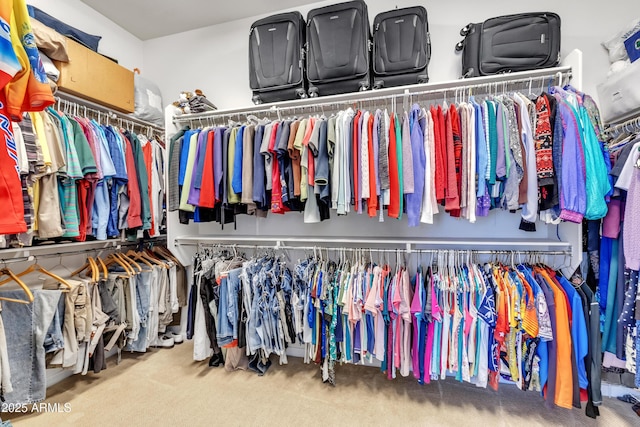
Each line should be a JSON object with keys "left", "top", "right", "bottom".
{"left": 29, "top": 0, "right": 144, "bottom": 71}
{"left": 143, "top": 0, "right": 640, "bottom": 109}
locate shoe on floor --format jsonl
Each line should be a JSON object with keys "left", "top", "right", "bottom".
{"left": 169, "top": 332, "right": 184, "bottom": 344}
{"left": 156, "top": 335, "right": 175, "bottom": 348}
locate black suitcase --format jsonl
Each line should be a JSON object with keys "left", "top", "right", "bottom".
{"left": 306, "top": 0, "right": 371, "bottom": 97}
{"left": 372, "top": 6, "right": 430, "bottom": 89}
{"left": 249, "top": 12, "right": 307, "bottom": 104}
{"left": 455, "top": 12, "right": 561, "bottom": 78}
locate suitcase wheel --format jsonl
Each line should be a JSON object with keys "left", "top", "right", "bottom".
{"left": 252, "top": 95, "right": 263, "bottom": 105}
{"left": 308, "top": 87, "right": 319, "bottom": 98}
{"left": 460, "top": 25, "right": 471, "bottom": 37}
{"left": 373, "top": 80, "right": 384, "bottom": 90}
{"left": 295, "top": 88, "right": 307, "bottom": 99}
{"left": 455, "top": 41, "right": 465, "bottom": 52}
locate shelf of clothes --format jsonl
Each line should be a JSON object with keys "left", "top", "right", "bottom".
{"left": 188, "top": 246, "right": 603, "bottom": 418}
{"left": 582, "top": 117, "right": 640, "bottom": 390}
{"left": 0, "top": 0, "right": 167, "bottom": 248}
{"left": 0, "top": 245, "right": 187, "bottom": 405}
{"left": 170, "top": 85, "right": 612, "bottom": 231}
{"left": 0, "top": 110, "right": 167, "bottom": 249}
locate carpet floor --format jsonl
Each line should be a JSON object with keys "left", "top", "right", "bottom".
{"left": 5, "top": 342, "right": 639, "bottom": 426}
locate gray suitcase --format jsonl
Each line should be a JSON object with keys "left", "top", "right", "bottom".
{"left": 455, "top": 12, "right": 561, "bottom": 78}
{"left": 372, "top": 6, "right": 430, "bottom": 89}
{"left": 306, "top": 0, "right": 371, "bottom": 97}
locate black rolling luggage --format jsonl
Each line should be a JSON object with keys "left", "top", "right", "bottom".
{"left": 455, "top": 12, "right": 561, "bottom": 78}
{"left": 306, "top": 0, "right": 371, "bottom": 97}
{"left": 372, "top": 6, "right": 430, "bottom": 89}
{"left": 249, "top": 12, "right": 307, "bottom": 104}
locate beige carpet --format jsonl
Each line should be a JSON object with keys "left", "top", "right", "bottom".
{"left": 5, "top": 342, "right": 639, "bottom": 427}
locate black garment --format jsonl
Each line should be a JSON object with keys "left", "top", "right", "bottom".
{"left": 200, "top": 269, "right": 222, "bottom": 355}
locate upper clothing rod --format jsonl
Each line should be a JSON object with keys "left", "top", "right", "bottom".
{"left": 56, "top": 91, "right": 165, "bottom": 132}
{"left": 173, "top": 65, "right": 572, "bottom": 124}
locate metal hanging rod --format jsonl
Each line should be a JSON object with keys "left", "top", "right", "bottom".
{"left": 55, "top": 91, "right": 165, "bottom": 133}
{"left": 174, "top": 235, "right": 572, "bottom": 253}
{"left": 0, "top": 236, "right": 167, "bottom": 264}
{"left": 192, "top": 242, "right": 570, "bottom": 256}
{"left": 605, "top": 113, "right": 640, "bottom": 139}
{"left": 173, "top": 66, "right": 572, "bottom": 125}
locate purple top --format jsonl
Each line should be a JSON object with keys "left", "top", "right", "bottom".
{"left": 406, "top": 104, "right": 425, "bottom": 227}
{"left": 495, "top": 102, "right": 506, "bottom": 179}
{"left": 213, "top": 127, "right": 225, "bottom": 202}
{"left": 554, "top": 95, "right": 587, "bottom": 223}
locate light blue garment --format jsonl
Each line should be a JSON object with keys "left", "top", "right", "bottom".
{"left": 92, "top": 120, "right": 116, "bottom": 177}
{"left": 2, "top": 290, "right": 62, "bottom": 404}
{"left": 127, "top": 271, "right": 152, "bottom": 352}
{"left": 43, "top": 296, "right": 65, "bottom": 354}
{"left": 92, "top": 180, "right": 110, "bottom": 240}
{"left": 578, "top": 106, "right": 610, "bottom": 220}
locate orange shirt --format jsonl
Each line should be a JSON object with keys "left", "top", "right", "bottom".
{"left": 4, "top": 0, "right": 54, "bottom": 121}
{"left": 537, "top": 267, "right": 573, "bottom": 409}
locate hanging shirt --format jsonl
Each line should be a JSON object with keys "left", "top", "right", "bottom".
{"left": 406, "top": 104, "right": 425, "bottom": 227}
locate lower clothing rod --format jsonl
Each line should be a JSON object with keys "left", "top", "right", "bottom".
{"left": 192, "top": 243, "right": 571, "bottom": 256}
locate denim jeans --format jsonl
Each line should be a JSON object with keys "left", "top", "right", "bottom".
{"left": 216, "top": 275, "right": 233, "bottom": 347}
{"left": 127, "top": 271, "right": 152, "bottom": 352}
{"left": 2, "top": 290, "right": 62, "bottom": 404}
{"left": 43, "top": 297, "right": 65, "bottom": 354}
{"left": 226, "top": 268, "right": 242, "bottom": 342}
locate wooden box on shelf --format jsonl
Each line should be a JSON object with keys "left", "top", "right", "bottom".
{"left": 53, "top": 37, "right": 134, "bottom": 113}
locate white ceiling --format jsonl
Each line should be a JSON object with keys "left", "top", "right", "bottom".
{"left": 81, "top": 0, "right": 321, "bottom": 40}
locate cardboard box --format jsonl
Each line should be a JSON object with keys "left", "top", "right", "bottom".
{"left": 53, "top": 38, "right": 134, "bottom": 113}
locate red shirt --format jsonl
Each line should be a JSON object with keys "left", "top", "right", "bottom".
{"left": 449, "top": 105, "right": 463, "bottom": 217}
{"left": 124, "top": 135, "right": 142, "bottom": 228}
{"left": 388, "top": 114, "right": 400, "bottom": 218}
{"left": 432, "top": 106, "right": 446, "bottom": 203}
{"left": 199, "top": 130, "right": 216, "bottom": 208}
{"left": 444, "top": 106, "right": 460, "bottom": 213}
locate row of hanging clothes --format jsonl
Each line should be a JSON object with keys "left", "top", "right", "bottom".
{"left": 0, "top": 243, "right": 187, "bottom": 406}
{"left": 188, "top": 245, "right": 602, "bottom": 418}
{"left": 170, "top": 84, "right": 611, "bottom": 232}
{"left": 583, "top": 113, "right": 640, "bottom": 389}
{"left": 1, "top": 99, "right": 167, "bottom": 249}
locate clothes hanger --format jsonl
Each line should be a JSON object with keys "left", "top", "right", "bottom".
{"left": 118, "top": 252, "right": 142, "bottom": 273}
{"left": 0, "top": 268, "right": 35, "bottom": 304}
{"left": 126, "top": 249, "right": 154, "bottom": 269}
{"left": 0, "top": 261, "right": 72, "bottom": 291}
{"left": 70, "top": 255, "right": 99, "bottom": 279}
{"left": 97, "top": 257, "right": 109, "bottom": 280}
{"left": 103, "top": 253, "right": 134, "bottom": 275}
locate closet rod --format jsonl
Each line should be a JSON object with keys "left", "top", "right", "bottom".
{"left": 174, "top": 235, "right": 571, "bottom": 250}
{"left": 173, "top": 65, "right": 572, "bottom": 124}
{"left": 605, "top": 112, "right": 640, "bottom": 138}
{"left": 55, "top": 91, "right": 165, "bottom": 132}
{"left": 193, "top": 243, "right": 571, "bottom": 256}
{"left": 0, "top": 237, "right": 167, "bottom": 265}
